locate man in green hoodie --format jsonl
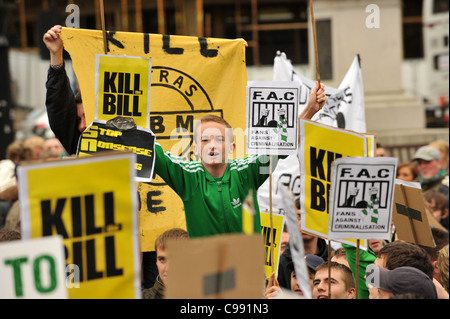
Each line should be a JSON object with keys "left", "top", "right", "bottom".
{"left": 154, "top": 82, "right": 326, "bottom": 238}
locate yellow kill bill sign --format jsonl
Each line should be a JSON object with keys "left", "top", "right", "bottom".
{"left": 17, "top": 152, "right": 141, "bottom": 299}
{"left": 60, "top": 28, "right": 247, "bottom": 250}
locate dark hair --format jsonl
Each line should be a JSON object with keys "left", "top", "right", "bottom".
{"left": 419, "top": 227, "right": 449, "bottom": 262}
{"left": 75, "top": 91, "right": 82, "bottom": 104}
{"left": 378, "top": 241, "right": 434, "bottom": 278}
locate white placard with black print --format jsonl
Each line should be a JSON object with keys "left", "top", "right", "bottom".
{"left": 246, "top": 81, "right": 299, "bottom": 155}
{"left": 328, "top": 156, "right": 398, "bottom": 240}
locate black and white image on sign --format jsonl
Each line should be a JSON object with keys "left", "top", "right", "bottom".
{"left": 328, "top": 157, "right": 397, "bottom": 240}
{"left": 246, "top": 82, "right": 299, "bottom": 156}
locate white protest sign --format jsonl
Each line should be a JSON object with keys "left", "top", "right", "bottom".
{"left": 328, "top": 157, "right": 397, "bottom": 240}
{"left": 246, "top": 81, "right": 299, "bottom": 155}
{"left": 0, "top": 236, "right": 68, "bottom": 299}
{"left": 279, "top": 185, "right": 312, "bottom": 299}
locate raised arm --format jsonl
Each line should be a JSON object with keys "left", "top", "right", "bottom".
{"left": 299, "top": 81, "right": 326, "bottom": 120}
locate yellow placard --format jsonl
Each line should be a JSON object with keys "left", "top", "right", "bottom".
{"left": 18, "top": 152, "right": 140, "bottom": 299}
{"left": 95, "top": 55, "right": 151, "bottom": 128}
{"left": 60, "top": 28, "right": 247, "bottom": 250}
{"left": 299, "top": 119, "right": 367, "bottom": 244}
{"left": 260, "top": 211, "right": 285, "bottom": 279}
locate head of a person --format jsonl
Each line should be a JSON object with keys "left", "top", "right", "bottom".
{"left": 75, "top": 91, "right": 87, "bottom": 133}
{"left": 396, "top": 161, "right": 419, "bottom": 182}
{"left": 376, "top": 241, "right": 434, "bottom": 279}
{"left": 24, "top": 136, "right": 45, "bottom": 160}
{"left": 419, "top": 227, "right": 449, "bottom": 280}
{"left": 193, "top": 115, "right": 235, "bottom": 168}
{"left": 429, "top": 139, "right": 449, "bottom": 172}
{"left": 6, "top": 141, "right": 32, "bottom": 164}
{"left": 367, "top": 239, "right": 385, "bottom": 256}
{"left": 331, "top": 247, "right": 350, "bottom": 268}
{"left": 375, "top": 143, "right": 388, "bottom": 157}
{"left": 154, "top": 228, "right": 188, "bottom": 285}
{"left": 366, "top": 264, "right": 437, "bottom": 299}
{"left": 412, "top": 145, "right": 442, "bottom": 180}
{"left": 437, "top": 244, "right": 449, "bottom": 292}
{"left": 312, "top": 261, "right": 356, "bottom": 299}
{"left": 43, "top": 138, "right": 66, "bottom": 156}
{"left": 423, "top": 189, "right": 449, "bottom": 223}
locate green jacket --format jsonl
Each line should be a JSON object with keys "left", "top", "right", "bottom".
{"left": 343, "top": 244, "right": 376, "bottom": 299}
{"left": 155, "top": 142, "right": 282, "bottom": 238}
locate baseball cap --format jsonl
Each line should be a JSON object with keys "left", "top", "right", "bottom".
{"left": 366, "top": 264, "right": 437, "bottom": 299}
{"left": 305, "top": 254, "right": 325, "bottom": 271}
{"left": 412, "top": 146, "right": 441, "bottom": 161}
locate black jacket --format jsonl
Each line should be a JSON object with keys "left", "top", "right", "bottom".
{"left": 45, "top": 64, "right": 81, "bottom": 155}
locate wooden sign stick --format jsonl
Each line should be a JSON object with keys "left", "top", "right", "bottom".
{"left": 355, "top": 239, "right": 360, "bottom": 299}
{"left": 310, "top": 0, "right": 320, "bottom": 85}
{"left": 100, "top": 0, "right": 108, "bottom": 54}
{"left": 269, "top": 155, "right": 276, "bottom": 280}
{"left": 400, "top": 184, "right": 418, "bottom": 244}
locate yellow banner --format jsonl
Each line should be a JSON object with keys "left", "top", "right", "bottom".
{"left": 60, "top": 28, "right": 247, "bottom": 250}
{"left": 95, "top": 55, "right": 151, "bottom": 128}
{"left": 18, "top": 152, "right": 140, "bottom": 299}
{"left": 260, "top": 211, "right": 285, "bottom": 279}
{"left": 299, "top": 119, "right": 367, "bottom": 244}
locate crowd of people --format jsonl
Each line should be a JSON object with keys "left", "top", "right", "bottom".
{"left": 0, "top": 24, "right": 448, "bottom": 300}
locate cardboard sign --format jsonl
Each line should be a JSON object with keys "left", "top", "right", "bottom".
{"left": 392, "top": 180, "right": 435, "bottom": 248}
{"left": 77, "top": 119, "right": 156, "bottom": 182}
{"left": 328, "top": 157, "right": 397, "bottom": 240}
{"left": 0, "top": 236, "right": 68, "bottom": 299}
{"left": 246, "top": 81, "right": 299, "bottom": 155}
{"left": 17, "top": 152, "right": 141, "bottom": 299}
{"left": 259, "top": 211, "right": 285, "bottom": 279}
{"left": 165, "top": 234, "right": 265, "bottom": 299}
{"left": 95, "top": 55, "right": 151, "bottom": 129}
{"left": 299, "top": 119, "right": 367, "bottom": 246}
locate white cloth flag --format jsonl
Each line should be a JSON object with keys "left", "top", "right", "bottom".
{"left": 258, "top": 52, "right": 366, "bottom": 215}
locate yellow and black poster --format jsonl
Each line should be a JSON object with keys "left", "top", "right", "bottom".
{"left": 17, "top": 152, "right": 141, "bottom": 299}
{"left": 95, "top": 55, "right": 151, "bottom": 129}
{"left": 60, "top": 28, "right": 247, "bottom": 250}
{"left": 299, "top": 119, "right": 368, "bottom": 246}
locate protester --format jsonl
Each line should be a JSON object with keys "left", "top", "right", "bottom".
{"left": 412, "top": 145, "right": 449, "bottom": 196}
{"left": 312, "top": 261, "right": 356, "bottom": 299}
{"left": 429, "top": 139, "right": 449, "bottom": 173}
{"left": 366, "top": 264, "right": 437, "bottom": 299}
{"left": 396, "top": 161, "right": 419, "bottom": 182}
{"left": 423, "top": 189, "right": 449, "bottom": 230}
{"left": 141, "top": 228, "right": 188, "bottom": 299}
{"left": 331, "top": 247, "right": 350, "bottom": 268}
{"left": 23, "top": 136, "right": 45, "bottom": 161}
{"left": 278, "top": 198, "right": 331, "bottom": 290}
{"left": 437, "top": 244, "right": 449, "bottom": 293}
{"left": 375, "top": 143, "right": 389, "bottom": 157}
{"left": 367, "top": 239, "right": 386, "bottom": 256}
{"left": 419, "top": 227, "right": 449, "bottom": 283}
{"left": 43, "top": 25, "right": 86, "bottom": 155}
{"left": 43, "top": 137, "right": 67, "bottom": 158}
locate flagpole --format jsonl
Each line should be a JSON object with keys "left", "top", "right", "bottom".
{"left": 310, "top": 0, "right": 320, "bottom": 85}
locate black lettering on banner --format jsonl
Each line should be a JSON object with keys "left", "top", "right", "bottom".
{"left": 146, "top": 190, "right": 166, "bottom": 214}
{"left": 143, "top": 33, "right": 150, "bottom": 54}
{"left": 72, "top": 241, "right": 83, "bottom": 282}
{"left": 261, "top": 226, "right": 277, "bottom": 266}
{"left": 71, "top": 197, "right": 82, "bottom": 238}
{"left": 310, "top": 179, "right": 330, "bottom": 212}
{"left": 106, "top": 31, "right": 125, "bottom": 52}
{"left": 85, "top": 194, "right": 102, "bottom": 236}
{"left": 150, "top": 116, "right": 165, "bottom": 133}
{"left": 199, "top": 37, "right": 218, "bottom": 57}
{"left": 163, "top": 34, "right": 184, "bottom": 55}
{"left": 176, "top": 115, "right": 193, "bottom": 133}
{"left": 310, "top": 147, "right": 326, "bottom": 180}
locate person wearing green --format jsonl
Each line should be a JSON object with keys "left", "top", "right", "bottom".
{"left": 343, "top": 243, "right": 376, "bottom": 299}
